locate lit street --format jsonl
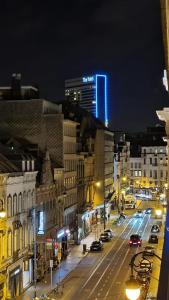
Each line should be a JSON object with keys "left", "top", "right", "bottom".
{"left": 45, "top": 200, "right": 164, "bottom": 300}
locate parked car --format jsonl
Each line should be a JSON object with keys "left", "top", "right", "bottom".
{"left": 135, "top": 210, "right": 144, "bottom": 218}
{"left": 151, "top": 225, "right": 160, "bottom": 233}
{"left": 136, "top": 269, "right": 150, "bottom": 286}
{"left": 90, "top": 240, "right": 103, "bottom": 252}
{"left": 129, "top": 234, "right": 142, "bottom": 247}
{"left": 143, "top": 246, "right": 155, "bottom": 256}
{"left": 99, "top": 232, "right": 111, "bottom": 242}
{"left": 149, "top": 234, "right": 158, "bottom": 244}
{"left": 139, "top": 259, "right": 153, "bottom": 273}
{"left": 104, "top": 229, "right": 113, "bottom": 238}
{"left": 145, "top": 208, "right": 152, "bottom": 214}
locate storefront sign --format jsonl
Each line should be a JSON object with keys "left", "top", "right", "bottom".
{"left": 57, "top": 229, "right": 65, "bottom": 239}
{"left": 38, "top": 211, "right": 44, "bottom": 235}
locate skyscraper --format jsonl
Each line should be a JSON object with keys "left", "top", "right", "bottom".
{"left": 65, "top": 74, "right": 108, "bottom": 126}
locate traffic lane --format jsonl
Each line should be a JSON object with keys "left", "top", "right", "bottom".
{"left": 71, "top": 215, "right": 150, "bottom": 300}
{"left": 51, "top": 217, "right": 143, "bottom": 300}
{"left": 84, "top": 215, "right": 151, "bottom": 300}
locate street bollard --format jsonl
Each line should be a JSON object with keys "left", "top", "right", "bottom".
{"left": 83, "top": 244, "right": 87, "bottom": 253}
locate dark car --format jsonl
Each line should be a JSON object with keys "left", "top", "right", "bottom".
{"left": 104, "top": 229, "right": 113, "bottom": 238}
{"left": 149, "top": 234, "right": 158, "bottom": 244}
{"left": 90, "top": 241, "right": 103, "bottom": 252}
{"left": 145, "top": 208, "right": 152, "bottom": 214}
{"left": 99, "top": 232, "right": 111, "bottom": 242}
{"left": 129, "top": 234, "right": 142, "bottom": 247}
{"left": 151, "top": 225, "right": 160, "bottom": 233}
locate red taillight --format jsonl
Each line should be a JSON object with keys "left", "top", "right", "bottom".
{"left": 129, "top": 241, "right": 132, "bottom": 244}
{"left": 138, "top": 241, "right": 141, "bottom": 244}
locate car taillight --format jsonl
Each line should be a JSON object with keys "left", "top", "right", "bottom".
{"left": 129, "top": 241, "right": 132, "bottom": 244}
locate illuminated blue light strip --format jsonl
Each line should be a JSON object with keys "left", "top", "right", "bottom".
{"left": 95, "top": 74, "right": 108, "bottom": 126}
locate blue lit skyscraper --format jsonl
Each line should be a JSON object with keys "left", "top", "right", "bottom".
{"left": 65, "top": 74, "right": 108, "bottom": 126}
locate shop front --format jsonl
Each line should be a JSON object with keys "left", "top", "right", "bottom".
{"left": 8, "top": 266, "right": 22, "bottom": 298}
{"left": 22, "top": 258, "right": 33, "bottom": 289}
{"left": 57, "top": 227, "right": 70, "bottom": 259}
{"left": 78, "top": 209, "right": 96, "bottom": 241}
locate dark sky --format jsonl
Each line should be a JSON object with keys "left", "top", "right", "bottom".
{"left": 0, "top": 0, "right": 169, "bottom": 131}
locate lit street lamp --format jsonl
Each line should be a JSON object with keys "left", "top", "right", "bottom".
{"left": 125, "top": 276, "right": 140, "bottom": 300}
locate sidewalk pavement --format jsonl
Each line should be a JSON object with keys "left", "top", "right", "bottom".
{"left": 17, "top": 214, "right": 118, "bottom": 300}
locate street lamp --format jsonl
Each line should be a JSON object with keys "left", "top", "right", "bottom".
{"left": 125, "top": 276, "right": 140, "bottom": 300}
{"left": 0, "top": 199, "right": 6, "bottom": 218}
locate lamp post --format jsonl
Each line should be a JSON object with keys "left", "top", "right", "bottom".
{"left": 125, "top": 250, "right": 161, "bottom": 300}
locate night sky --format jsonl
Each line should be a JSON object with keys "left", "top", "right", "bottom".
{"left": 0, "top": 0, "right": 169, "bottom": 132}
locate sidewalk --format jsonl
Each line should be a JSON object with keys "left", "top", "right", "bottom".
{"left": 17, "top": 215, "right": 118, "bottom": 300}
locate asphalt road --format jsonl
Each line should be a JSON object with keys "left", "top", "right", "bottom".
{"left": 49, "top": 200, "right": 163, "bottom": 300}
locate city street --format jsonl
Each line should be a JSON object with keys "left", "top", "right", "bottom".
{"left": 46, "top": 200, "right": 164, "bottom": 300}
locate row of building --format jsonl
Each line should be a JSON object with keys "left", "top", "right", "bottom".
{"left": 0, "top": 75, "right": 167, "bottom": 299}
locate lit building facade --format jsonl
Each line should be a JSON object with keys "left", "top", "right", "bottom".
{"left": 65, "top": 74, "right": 108, "bottom": 126}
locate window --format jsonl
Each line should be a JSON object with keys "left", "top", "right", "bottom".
{"left": 144, "top": 158, "right": 146, "bottom": 164}
{"left": 22, "top": 160, "right": 25, "bottom": 171}
{"left": 154, "top": 158, "right": 157, "bottom": 166}
{"left": 144, "top": 170, "right": 146, "bottom": 177}
{"left": 7, "top": 195, "right": 12, "bottom": 217}
{"left": 13, "top": 194, "right": 17, "bottom": 216}
{"left": 135, "top": 163, "right": 137, "bottom": 169}
{"left": 160, "top": 149, "right": 163, "bottom": 153}
{"left": 160, "top": 170, "right": 163, "bottom": 178}
{"left": 131, "top": 170, "right": 133, "bottom": 176}
{"left": 131, "top": 163, "right": 133, "bottom": 168}
{"left": 150, "top": 170, "right": 152, "bottom": 177}
{"left": 154, "top": 170, "right": 157, "bottom": 179}
{"left": 150, "top": 158, "right": 152, "bottom": 164}
{"left": 138, "top": 163, "right": 141, "bottom": 169}
{"left": 143, "top": 149, "right": 146, "bottom": 154}
{"left": 7, "top": 230, "right": 12, "bottom": 257}
{"left": 138, "top": 171, "right": 142, "bottom": 177}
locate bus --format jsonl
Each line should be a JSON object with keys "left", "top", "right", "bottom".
{"left": 124, "top": 194, "right": 136, "bottom": 209}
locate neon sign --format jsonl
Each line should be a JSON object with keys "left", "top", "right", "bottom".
{"left": 82, "top": 76, "right": 94, "bottom": 83}
{"left": 38, "top": 211, "right": 44, "bottom": 235}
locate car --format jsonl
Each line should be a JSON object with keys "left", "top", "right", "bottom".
{"left": 143, "top": 246, "right": 155, "bottom": 256}
{"left": 139, "top": 259, "right": 153, "bottom": 273}
{"left": 129, "top": 234, "right": 142, "bottom": 247}
{"left": 90, "top": 240, "right": 103, "bottom": 252}
{"left": 149, "top": 234, "right": 158, "bottom": 244}
{"left": 99, "top": 232, "right": 111, "bottom": 242}
{"left": 136, "top": 269, "right": 150, "bottom": 286}
{"left": 151, "top": 225, "right": 160, "bottom": 233}
{"left": 135, "top": 210, "right": 143, "bottom": 218}
{"left": 104, "top": 229, "right": 113, "bottom": 238}
{"left": 145, "top": 208, "right": 152, "bottom": 214}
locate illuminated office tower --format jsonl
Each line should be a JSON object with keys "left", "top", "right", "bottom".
{"left": 65, "top": 74, "right": 108, "bottom": 126}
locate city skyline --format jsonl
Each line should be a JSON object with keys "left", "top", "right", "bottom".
{"left": 0, "top": 1, "right": 168, "bottom": 131}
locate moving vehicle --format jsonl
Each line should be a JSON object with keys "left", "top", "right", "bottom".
{"left": 149, "top": 234, "right": 158, "bottom": 244}
{"left": 151, "top": 225, "right": 160, "bottom": 233}
{"left": 124, "top": 194, "right": 136, "bottom": 209}
{"left": 90, "top": 240, "right": 103, "bottom": 252}
{"left": 135, "top": 209, "right": 144, "bottom": 218}
{"left": 143, "top": 246, "right": 155, "bottom": 256}
{"left": 129, "top": 234, "right": 142, "bottom": 247}
{"left": 104, "top": 229, "right": 113, "bottom": 238}
{"left": 145, "top": 208, "right": 152, "bottom": 214}
{"left": 99, "top": 232, "right": 111, "bottom": 242}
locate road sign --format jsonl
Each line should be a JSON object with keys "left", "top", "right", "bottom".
{"left": 50, "top": 259, "right": 53, "bottom": 268}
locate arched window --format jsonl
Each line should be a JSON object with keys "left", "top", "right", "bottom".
{"left": 18, "top": 193, "right": 22, "bottom": 213}
{"left": 7, "top": 230, "right": 12, "bottom": 257}
{"left": 13, "top": 194, "right": 17, "bottom": 215}
{"left": 7, "top": 195, "right": 12, "bottom": 217}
